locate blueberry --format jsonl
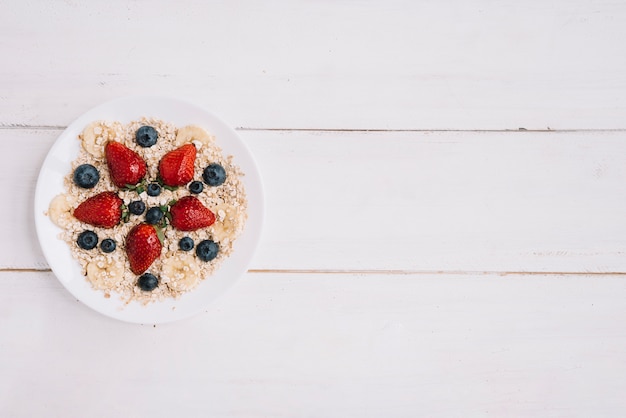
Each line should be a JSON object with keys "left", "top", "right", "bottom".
{"left": 189, "top": 181, "right": 204, "bottom": 194}
{"left": 128, "top": 200, "right": 146, "bottom": 215}
{"left": 179, "top": 237, "right": 194, "bottom": 251}
{"left": 73, "top": 164, "right": 100, "bottom": 189}
{"left": 137, "top": 273, "right": 159, "bottom": 291}
{"left": 135, "top": 126, "right": 158, "bottom": 148}
{"left": 145, "top": 207, "right": 163, "bottom": 224}
{"left": 77, "top": 230, "right": 98, "bottom": 250}
{"left": 147, "top": 183, "right": 161, "bottom": 196}
{"left": 202, "top": 163, "right": 227, "bottom": 186}
{"left": 100, "top": 238, "right": 116, "bottom": 253}
{"left": 196, "top": 239, "right": 219, "bottom": 261}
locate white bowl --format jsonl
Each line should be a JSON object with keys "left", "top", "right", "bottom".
{"left": 34, "top": 96, "right": 264, "bottom": 324}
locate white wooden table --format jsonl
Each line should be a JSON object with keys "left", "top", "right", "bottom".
{"left": 2, "top": 1, "right": 626, "bottom": 416}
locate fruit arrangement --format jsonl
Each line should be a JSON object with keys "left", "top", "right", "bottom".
{"left": 47, "top": 119, "right": 247, "bottom": 303}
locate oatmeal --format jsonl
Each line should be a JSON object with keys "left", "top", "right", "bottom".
{"left": 46, "top": 118, "right": 247, "bottom": 304}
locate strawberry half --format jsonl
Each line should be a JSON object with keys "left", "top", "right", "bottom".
{"left": 125, "top": 223, "right": 163, "bottom": 275}
{"left": 158, "top": 143, "right": 196, "bottom": 187}
{"left": 105, "top": 141, "right": 147, "bottom": 188}
{"left": 73, "top": 191, "right": 123, "bottom": 228}
{"left": 170, "top": 196, "right": 215, "bottom": 231}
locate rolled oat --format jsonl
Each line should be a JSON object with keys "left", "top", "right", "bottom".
{"left": 47, "top": 118, "right": 248, "bottom": 305}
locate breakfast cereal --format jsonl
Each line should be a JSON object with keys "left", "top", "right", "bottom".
{"left": 46, "top": 118, "right": 247, "bottom": 304}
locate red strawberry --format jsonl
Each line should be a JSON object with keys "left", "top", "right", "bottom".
{"left": 169, "top": 196, "right": 215, "bottom": 231}
{"left": 125, "top": 223, "right": 163, "bottom": 275}
{"left": 105, "top": 141, "right": 147, "bottom": 188}
{"left": 158, "top": 144, "right": 196, "bottom": 187}
{"left": 73, "top": 191, "right": 123, "bottom": 228}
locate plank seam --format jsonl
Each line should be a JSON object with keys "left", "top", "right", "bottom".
{"left": 248, "top": 269, "right": 626, "bottom": 276}
{"left": 2, "top": 125, "right": 626, "bottom": 133}
{"left": 3, "top": 268, "right": 626, "bottom": 276}
{"left": 236, "top": 128, "right": 626, "bottom": 133}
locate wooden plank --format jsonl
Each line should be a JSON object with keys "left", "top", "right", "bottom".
{"left": 8, "top": 128, "right": 626, "bottom": 272}
{"left": 1, "top": 271, "right": 625, "bottom": 417}
{"left": 1, "top": 1, "right": 625, "bottom": 129}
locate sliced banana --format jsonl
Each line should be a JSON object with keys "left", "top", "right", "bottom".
{"left": 175, "top": 125, "right": 214, "bottom": 147}
{"left": 86, "top": 259, "right": 124, "bottom": 290}
{"left": 48, "top": 193, "right": 76, "bottom": 227}
{"left": 162, "top": 254, "right": 202, "bottom": 292}
{"left": 209, "top": 204, "right": 241, "bottom": 242}
{"left": 79, "top": 121, "right": 120, "bottom": 158}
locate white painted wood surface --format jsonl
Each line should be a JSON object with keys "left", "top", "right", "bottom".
{"left": 2, "top": 1, "right": 626, "bottom": 130}
{"left": 2, "top": 1, "right": 626, "bottom": 417}
{"left": 9, "top": 128, "right": 626, "bottom": 272}
{"left": 2, "top": 272, "right": 626, "bottom": 418}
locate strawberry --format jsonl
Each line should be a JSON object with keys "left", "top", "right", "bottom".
{"left": 158, "top": 143, "right": 196, "bottom": 187}
{"left": 105, "top": 141, "right": 147, "bottom": 188}
{"left": 125, "top": 223, "right": 163, "bottom": 275}
{"left": 73, "top": 191, "right": 123, "bottom": 228}
{"left": 169, "top": 196, "right": 215, "bottom": 231}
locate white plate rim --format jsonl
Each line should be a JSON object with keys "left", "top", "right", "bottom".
{"left": 33, "top": 96, "right": 264, "bottom": 324}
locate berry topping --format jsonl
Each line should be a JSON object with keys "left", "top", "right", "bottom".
{"left": 73, "top": 164, "right": 100, "bottom": 189}
{"left": 196, "top": 239, "right": 219, "bottom": 262}
{"left": 73, "top": 191, "right": 123, "bottom": 228}
{"left": 77, "top": 230, "right": 98, "bottom": 250}
{"left": 135, "top": 126, "right": 158, "bottom": 148}
{"left": 178, "top": 237, "right": 194, "bottom": 251}
{"left": 147, "top": 183, "right": 161, "bottom": 196}
{"left": 158, "top": 143, "right": 196, "bottom": 187}
{"left": 169, "top": 196, "right": 215, "bottom": 231}
{"left": 126, "top": 223, "right": 163, "bottom": 275}
{"left": 202, "top": 163, "right": 227, "bottom": 186}
{"left": 189, "top": 180, "right": 204, "bottom": 194}
{"left": 105, "top": 141, "right": 147, "bottom": 188}
{"left": 100, "top": 238, "right": 116, "bottom": 253}
{"left": 146, "top": 207, "right": 164, "bottom": 225}
{"left": 128, "top": 200, "right": 146, "bottom": 215}
{"left": 137, "top": 273, "right": 159, "bottom": 291}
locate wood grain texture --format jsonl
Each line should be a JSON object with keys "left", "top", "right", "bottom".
{"left": 3, "top": 1, "right": 626, "bottom": 416}
{"left": 12, "top": 128, "right": 626, "bottom": 272}
{"left": 1, "top": 1, "right": 625, "bottom": 129}
{"left": 1, "top": 271, "right": 625, "bottom": 417}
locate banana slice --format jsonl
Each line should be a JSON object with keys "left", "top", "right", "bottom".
{"left": 210, "top": 204, "right": 241, "bottom": 242}
{"left": 175, "top": 125, "right": 214, "bottom": 148}
{"left": 162, "top": 254, "right": 201, "bottom": 292}
{"left": 79, "top": 121, "right": 120, "bottom": 158}
{"left": 86, "top": 259, "right": 124, "bottom": 290}
{"left": 48, "top": 193, "right": 76, "bottom": 227}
